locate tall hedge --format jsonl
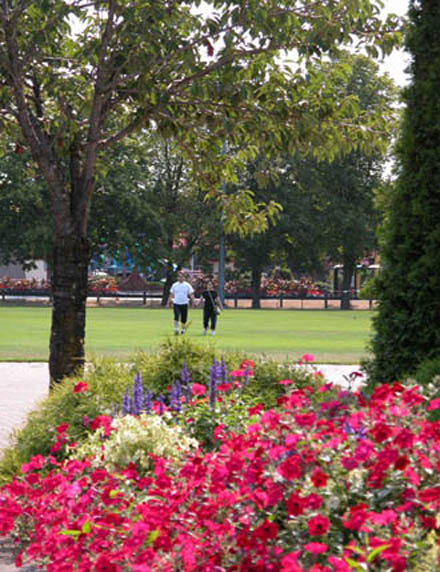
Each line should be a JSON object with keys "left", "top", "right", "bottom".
{"left": 368, "top": 0, "right": 440, "bottom": 384}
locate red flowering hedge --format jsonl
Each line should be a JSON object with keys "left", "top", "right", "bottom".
{"left": 0, "top": 277, "right": 119, "bottom": 294}
{"left": 2, "top": 379, "right": 440, "bottom": 570}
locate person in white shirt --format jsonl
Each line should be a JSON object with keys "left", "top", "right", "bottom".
{"left": 169, "top": 271, "right": 196, "bottom": 335}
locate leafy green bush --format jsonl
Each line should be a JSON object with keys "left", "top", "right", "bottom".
{"left": 243, "top": 359, "right": 318, "bottom": 407}
{"left": 131, "top": 336, "right": 241, "bottom": 395}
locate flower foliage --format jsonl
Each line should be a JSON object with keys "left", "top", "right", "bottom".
{"left": 2, "top": 376, "right": 440, "bottom": 570}
{"left": 72, "top": 414, "right": 198, "bottom": 473}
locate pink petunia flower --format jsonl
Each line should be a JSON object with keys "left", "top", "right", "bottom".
{"left": 299, "top": 353, "right": 315, "bottom": 363}
{"left": 304, "top": 542, "right": 328, "bottom": 554}
{"left": 427, "top": 398, "right": 440, "bottom": 411}
{"left": 191, "top": 383, "right": 207, "bottom": 396}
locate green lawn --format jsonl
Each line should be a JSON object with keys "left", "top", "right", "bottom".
{"left": 0, "top": 306, "right": 374, "bottom": 363}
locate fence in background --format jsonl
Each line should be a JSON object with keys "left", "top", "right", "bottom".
{"left": 0, "top": 289, "right": 376, "bottom": 309}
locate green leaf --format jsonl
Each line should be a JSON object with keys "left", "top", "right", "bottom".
{"left": 345, "top": 557, "right": 366, "bottom": 571}
{"left": 59, "top": 529, "right": 81, "bottom": 538}
{"left": 81, "top": 520, "right": 92, "bottom": 534}
{"left": 367, "top": 544, "right": 391, "bottom": 563}
{"left": 147, "top": 529, "right": 160, "bottom": 544}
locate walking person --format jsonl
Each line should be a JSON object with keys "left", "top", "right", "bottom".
{"left": 201, "top": 279, "right": 223, "bottom": 336}
{"left": 169, "top": 271, "right": 196, "bottom": 335}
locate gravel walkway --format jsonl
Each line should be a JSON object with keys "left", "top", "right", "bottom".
{"left": 0, "top": 361, "right": 364, "bottom": 571}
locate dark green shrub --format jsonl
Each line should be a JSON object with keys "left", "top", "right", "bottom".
{"left": 414, "top": 356, "right": 440, "bottom": 388}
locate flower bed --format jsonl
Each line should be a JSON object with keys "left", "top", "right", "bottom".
{"left": 224, "top": 277, "right": 326, "bottom": 298}
{"left": 1, "top": 358, "right": 440, "bottom": 570}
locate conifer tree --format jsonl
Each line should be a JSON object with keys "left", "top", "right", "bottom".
{"left": 369, "top": 0, "right": 440, "bottom": 382}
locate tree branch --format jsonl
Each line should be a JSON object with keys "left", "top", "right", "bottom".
{"left": 79, "top": 0, "right": 117, "bottom": 231}
{"left": 98, "top": 116, "right": 145, "bottom": 149}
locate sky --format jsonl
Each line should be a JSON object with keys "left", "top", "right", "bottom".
{"left": 380, "top": 0, "right": 410, "bottom": 86}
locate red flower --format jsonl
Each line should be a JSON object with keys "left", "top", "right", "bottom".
{"left": 279, "top": 378, "right": 294, "bottom": 385}
{"left": 285, "top": 492, "right": 306, "bottom": 516}
{"left": 394, "top": 455, "right": 410, "bottom": 471}
{"left": 0, "top": 519, "right": 14, "bottom": 535}
{"left": 56, "top": 423, "right": 69, "bottom": 434}
{"left": 299, "top": 353, "right": 315, "bottom": 363}
{"left": 343, "top": 505, "right": 370, "bottom": 531}
{"left": 73, "top": 381, "right": 89, "bottom": 393}
{"left": 341, "top": 455, "right": 358, "bottom": 470}
{"left": 217, "top": 383, "right": 232, "bottom": 392}
{"left": 248, "top": 403, "right": 264, "bottom": 416}
{"left": 240, "top": 359, "right": 254, "bottom": 369}
{"left": 419, "top": 487, "right": 440, "bottom": 503}
{"left": 311, "top": 467, "right": 328, "bottom": 488}
{"left": 191, "top": 383, "right": 206, "bottom": 396}
{"left": 294, "top": 413, "right": 316, "bottom": 427}
{"left": 280, "top": 551, "right": 302, "bottom": 571}
{"left": 90, "top": 415, "right": 113, "bottom": 437}
{"left": 251, "top": 519, "right": 278, "bottom": 542}
{"left": 308, "top": 514, "right": 330, "bottom": 536}
{"left": 304, "top": 493, "right": 323, "bottom": 510}
{"left": 427, "top": 398, "right": 440, "bottom": 411}
{"left": 327, "top": 556, "right": 350, "bottom": 572}
{"left": 370, "top": 422, "right": 393, "bottom": 443}
{"left": 21, "top": 454, "right": 46, "bottom": 473}
{"left": 50, "top": 441, "right": 62, "bottom": 453}
{"left": 277, "top": 455, "right": 302, "bottom": 480}
{"left": 94, "top": 554, "right": 119, "bottom": 571}
{"left": 304, "top": 542, "right": 328, "bottom": 554}
{"left": 229, "top": 369, "right": 246, "bottom": 378}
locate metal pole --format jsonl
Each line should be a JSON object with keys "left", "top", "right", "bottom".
{"left": 218, "top": 141, "right": 227, "bottom": 305}
{"left": 218, "top": 212, "right": 225, "bottom": 304}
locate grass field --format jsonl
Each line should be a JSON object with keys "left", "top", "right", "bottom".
{"left": 0, "top": 306, "right": 375, "bottom": 363}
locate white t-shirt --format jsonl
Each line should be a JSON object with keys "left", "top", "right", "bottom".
{"left": 170, "top": 281, "right": 194, "bottom": 304}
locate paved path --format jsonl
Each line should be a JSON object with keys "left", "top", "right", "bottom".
{"left": 0, "top": 361, "right": 364, "bottom": 571}
{"left": 0, "top": 364, "right": 49, "bottom": 453}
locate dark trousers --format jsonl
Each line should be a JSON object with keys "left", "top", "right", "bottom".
{"left": 173, "top": 303, "right": 188, "bottom": 324}
{"left": 203, "top": 307, "right": 217, "bottom": 330}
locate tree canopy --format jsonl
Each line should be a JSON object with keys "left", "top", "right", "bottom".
{"left": 0, "top": 0, "right": 402, "bottom": 382}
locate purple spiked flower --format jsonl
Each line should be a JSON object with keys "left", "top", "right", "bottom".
{"left": 132, "top": 372, "right": 144, "bottom": 416}
{"left": 243, "top": 365, "right": 251, "bottom": 387}
{"left": 209, "top": 359, "right": 220, "bottom": 410}
{"left": 122, "top": 386, "right": 132, "bottom": 415}
{"left": 179, "top": 362, "right": 192, "bottom": 402}
{"left": 144, "top": 389, "right": 153, "bottom": 414}
{"left": 158, "top": 394, "right": 165, "bottom": 415}
{"left": 170, "top": 381, "right": 182, "bottom": 412}
{"left": 219, "top": 355, "right": 228, "bottom": 384}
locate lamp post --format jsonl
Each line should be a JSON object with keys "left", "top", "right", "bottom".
{"left": 218, "top": 141, "right": 227, "bottom": 305}
{"left": 218, "top": 208, "right": 225, "bottom": 304}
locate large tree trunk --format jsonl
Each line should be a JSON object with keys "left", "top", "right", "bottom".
{"left": 340, "top": 257, "right": 355, "bottom": 310}
{"left": 49, "top": 234, "right": 89, "bottom": 386}
{"left": 251, "top": 267, "right": 262, "bottom": 309}
{"left": 161, "top": 262, "right": 177, "bottom": 306}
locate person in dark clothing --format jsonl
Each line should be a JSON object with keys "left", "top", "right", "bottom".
{"left": 201, "top": 280, "right": 223, "bottom": 336}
